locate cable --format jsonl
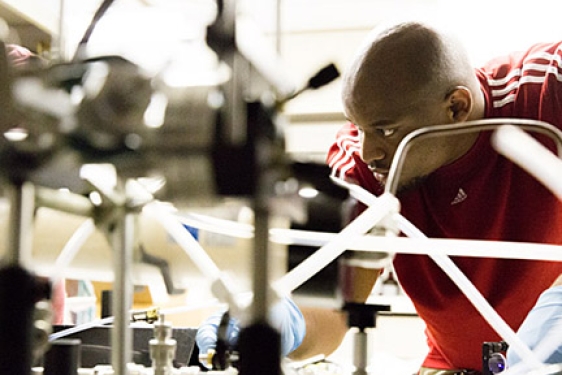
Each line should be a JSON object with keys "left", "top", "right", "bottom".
{"left": 72, "top": 0, "right": 117, "bottom": 62}
{"left": 278, "top": 63, "right": 340, "bottom": 105}
{"left": 49, "top": 299, "right": 223, "bottom": 342}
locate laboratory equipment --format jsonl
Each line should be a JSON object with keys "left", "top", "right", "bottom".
{"left": 342, "top": 303, "right": 390, "bottom": 375}
{"left": 0, "top": 0, "right": 338, "bottom": 373}
{"left": 42, "top": 338, "right": 81, "bottom": 375}
{"left": 149, "top": 316, "right": 178, "bottom": 375}
{"left": 2, "top": 1, "right": 562, "bottom": 374}
{"left": 483, "top": 341, "right": 508, "bottom": 375}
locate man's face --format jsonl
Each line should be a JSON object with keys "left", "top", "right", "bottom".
{"left": 345, "top": 92, "right": 456, "bottom": 193}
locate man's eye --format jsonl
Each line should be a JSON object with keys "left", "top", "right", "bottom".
{"left": 378, "top": 128, "right": 395, "bottom": 137}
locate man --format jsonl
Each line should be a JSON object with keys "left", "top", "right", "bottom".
{"left": 197, "top": 21, "right": 562, "bottom": 374}
{"left": 324, "top": 21, "right": 562, "bottom": 374}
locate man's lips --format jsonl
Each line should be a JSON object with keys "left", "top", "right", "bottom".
{"left": 367, "top": 164, "right": 389, "bottom": 183}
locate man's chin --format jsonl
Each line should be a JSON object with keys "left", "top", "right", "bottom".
{"left": 373, "top": 172, "right": 427, "bottom": 194}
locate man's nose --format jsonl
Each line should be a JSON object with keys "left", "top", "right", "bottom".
{"left": 360, "top": 134, "right": 387, "bottom": 165}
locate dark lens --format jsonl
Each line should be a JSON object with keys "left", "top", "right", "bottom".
{"left": 488, "top": 352, "right": 507, "bottom": 374}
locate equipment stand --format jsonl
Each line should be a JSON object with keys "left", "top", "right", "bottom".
{"left": 343, "top": 303, "right": 390, "bottom": 375}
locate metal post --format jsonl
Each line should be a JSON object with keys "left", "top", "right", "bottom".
{"left": 0, "top": 181, "right": 38, "bottom": 375}
{"left": 110, "top": 205, "right": 135, "bottom": 375}
{"left": 352, "top": 329, "right": 368, "bottom": 375}
{"left": 6, "top": 181, "right": 35, "bottom": 267}
{"left": 252, "top": 196, "right": 269, "bottom": 323}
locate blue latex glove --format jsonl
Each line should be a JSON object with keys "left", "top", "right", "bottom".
{"left": 507, "top": 286, "right": 562, "bottom": 367}
{"left": 196, "top": 297, "right": 306, "bottom": 357}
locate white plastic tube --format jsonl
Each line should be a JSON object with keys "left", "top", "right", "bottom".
{"left": 179, "top": 212, "right": 254, "bottom": 239}
{"left": 269, "top": 228, "right": 562, "bottom": 261}
{"left": 492, "top": 125, "right": 562, "bottom": 200}
{"left": 175, "top": 210, "right": 562, "bottom": 262}
{"left": 168, "top": 194, "right": 400, "bottom": 298}
{"left": 49, "top": 316, "right": 115, "bottom": 342}
{"left": 407, "top": 226, "right": 542, "bottom": 369}
{"left": 49, "top": 299, "right": 223, "bottom": 342}
{"left": 331, "top": 177, "right": 543, "bottom": 369}
{"left": 50, "top": 218, "right": 96, "bottom": 285}
{"left": 143, "top": 202, "right": 221, "bottom": 281}
{"left": 272, "top": 193, "right": 400, "bottom": 296}
{"left": 143, "top": 202, "right": 247, "bottom": 314}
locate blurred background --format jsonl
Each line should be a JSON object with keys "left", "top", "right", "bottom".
{"left": 3, "top": 0, "right": 561, "bottom": 166}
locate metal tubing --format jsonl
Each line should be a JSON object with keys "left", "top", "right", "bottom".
{"left": 385, "top": 118, "right": 562, "bottom": 196}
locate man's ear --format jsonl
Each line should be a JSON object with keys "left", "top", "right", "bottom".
{"left": 446, "top": 86, "right": 472, "bottom": 122}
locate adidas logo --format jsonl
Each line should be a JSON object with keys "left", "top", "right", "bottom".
{"left": 451, "top": 188, "right": 467, "bottom": 205}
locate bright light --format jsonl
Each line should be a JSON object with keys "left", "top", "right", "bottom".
{"left": 89, "top": 191, "right": 103, "bottom": 206}
{"left": 143, "top": 91, "right": 168, "bottom": 128}
{"left": 298, "top": 186, "right": 319, "bottom": 199}
{"left": 137, "top": 176, "right": 166, "bottom": 195}
{"left": 80, "top": 163, "right": 117, "bottom": 192}
{"left": 160, "top": 43, "right": 231, "bottom": 88}
{"left": 78, "top": 2, "right": 217, "bottom": 76}
{"left": 4, "top": 127, "right": 29, "bottom": 142}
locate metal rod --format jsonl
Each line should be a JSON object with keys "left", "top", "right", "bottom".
{"left": 56, "top": 0, "right": 66, "bottom": 62}
{"left": 385, "top": 118, "right": 562, "bottom": 195}
{"left": 252, "top": 195, "right": 269, "bottom": 323}
{"left": 5, "top": 181, "right": 35, "bottom": 267}
{"left": 275, "top": 0, "right": 282, "bottom": 54}
{"left": 35, "top": 186, "right": 94, "bottom": 218}
{"left": 352, "top": 329, "right": 369, "bottom": 375}
{"left": 0, "top": 181, "right": 37, "bottom": 375}
{"left": 110, "top": 205, "right": 134, "bottom": 375}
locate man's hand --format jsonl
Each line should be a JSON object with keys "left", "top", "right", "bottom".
{"left": 195, "top": 297, "right": 306, "bottom": 358}
{"left": 507, "top": 281, "right": 562, "bottom": 367}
